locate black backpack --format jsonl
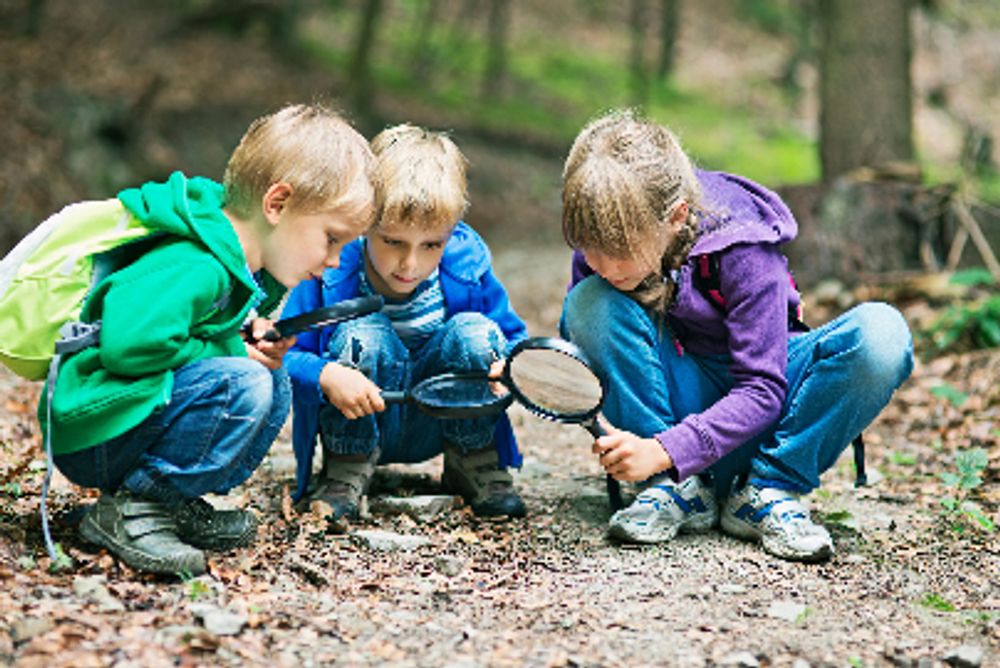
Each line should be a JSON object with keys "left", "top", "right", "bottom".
{"left": 690, "top": 252, "right": 868, "bottom": 487}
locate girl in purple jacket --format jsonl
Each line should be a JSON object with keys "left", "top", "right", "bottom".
{"left": 560, "top": 110, "right": 913, "bottom": 562}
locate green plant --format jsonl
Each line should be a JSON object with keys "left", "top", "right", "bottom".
{"left": 48, "top": 542, "right": 74, "bottom": 573}
{"left": 940, "top": 448, "right": 995, "bottom": 533}
{"left": 919, "top": 271, "right": 1000, "bottom": 357}
{"left": 179, "top": 571, "right": 212, "bottom": 601}
{"left": 930, "top": 383, "right": 968, "bottom": 407}
{"left": 919, "top": 592, "right": 956, "bottom": 612}
{"left": 888, "top": 451, "right": 917, "bottom": 466}
{"left": 1, "top": 482, "right": 22, "bottom": 497}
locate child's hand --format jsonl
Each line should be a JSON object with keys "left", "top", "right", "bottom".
{"left": 319, "top": 362, "right": 386, "bottom": 419}
{"left": 487, "top": 358, "right": 507, "bottom": 397}
{"left": 592, "top": 423, "right": 673, "bottom": 482}
{"left": 243, "top": 318, "right": 296, "bottom": 370}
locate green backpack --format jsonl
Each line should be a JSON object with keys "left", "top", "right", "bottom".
{"left": 0, "top": 198, "right": 161, "bottom": 380}
{"left": 0, "top": 198, "right": 164, "bottom": 567}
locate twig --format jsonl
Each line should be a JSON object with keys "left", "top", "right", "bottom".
{"left": 951, "top": 198, "right": 1000, "bottom": 281}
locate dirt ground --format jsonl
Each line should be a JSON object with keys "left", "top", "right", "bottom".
{"left": 0, "top": 1, "right": 998, "bottom": 665}
{"left": 0, "top": 242, "right": 997, "bottom": 668}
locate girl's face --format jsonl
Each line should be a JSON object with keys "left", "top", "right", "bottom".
{"left": 580, "top": 201, "right": 690, "bottom": 292}
{"left": 581, "top": 249, "right": 658, "bottom": 292}
{"left": 365, "top": 220, "right": 453, "bottom": 299}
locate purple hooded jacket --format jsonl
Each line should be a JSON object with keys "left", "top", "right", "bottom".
{"left": 570, "top": 170, "right": 802, "bottom": 481}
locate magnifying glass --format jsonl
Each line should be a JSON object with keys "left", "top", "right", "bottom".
{"left": 377, "top": 336, "right": 623, "bottom": 509}
{"left": 501, "top": 337, "right": 624, "bottom": 510}
{"left": 382, "top": 371, "right": 514, "bottom": 418}
{"left": 246, "top": 294, "right": 385, "bottom": 342}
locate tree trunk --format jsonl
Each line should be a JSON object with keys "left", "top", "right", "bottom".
{"left": 481, "top": 0, "right": 510, "bottom": 100}
{"left": 819, "top": 0, "right": 914, "bottom": 181}
{"left": 349, "top": 0, "right": 384, "bottom": 114}
{"left": 628, "top": 0, "right": 650, "bottom": 106}
{"left": 656, "top": 0, "right": 679, "bottom": 80}
{"left": 409, "top": 0, "right": 442, "bottom": 83}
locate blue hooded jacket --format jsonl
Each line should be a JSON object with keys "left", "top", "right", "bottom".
{"left": 284, "top": 222, "right": 528, "bottom": 501}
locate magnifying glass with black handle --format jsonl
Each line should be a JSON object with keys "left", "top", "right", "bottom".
{"left": 377, "top": 336, "right": 623, "bottom": 510}
{"left": 244, "top": 294, "right": 385, "bottom": 342}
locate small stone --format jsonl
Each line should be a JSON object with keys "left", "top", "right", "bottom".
{"left": 720, "top": 651, "right": 759, "bottom": 667}
{"left": 190, "top": 603, "right": 247, "bottom": 636}
{"left": 352, "top": 529, "right": 430, "bottom": 551}
{"left": 72, "top": 575, "right": 125, "bottom": 612}
{"left": 766, "top": 600, "right": 808, "bottom": 622}
{"left": 717, "top": 583, "right": 748, "bottom": 595}
{"left": 372, "top": 495, "right": 455, "bottom": 521}
{"left": 434, "top": 555, "right": 465, "bottom": 577}
{"left": 10, "top": 616, "right": 52, "bottom": 643}
{"left": 942, "top": 645, "right": 984, "bottom": 668}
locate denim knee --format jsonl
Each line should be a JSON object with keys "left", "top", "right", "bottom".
{"left": 563, "top": 276, "right": 652, "bottom": 352}
{"left": 439, "top": 312, "right": 506, "bottom": 367}
{"left": 219, "top": 358, "right": 277, "bottom": 421}
{"left": 327, "top": 313, "right": 405, "bottom": 369}
{"left": 846, "top": 302, "right": 914, "bottom": 389}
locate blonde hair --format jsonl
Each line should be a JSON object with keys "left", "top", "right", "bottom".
{"left": 224, "top": 103, "right": 378, "bottom": 225}
{"left": 370, "top": 124, "right": 468, "bottom": 230}
{"left": 562, "top": 109, "right": 702, "bottom": 315}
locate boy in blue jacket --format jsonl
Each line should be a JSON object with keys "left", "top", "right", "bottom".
{"left": 283, "top": 124, "right": 529, "bottom": 522}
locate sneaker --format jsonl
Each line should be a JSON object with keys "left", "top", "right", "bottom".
{"left": 442, "top": 444, "right": 526, "bottom": 518}
{"left": 607, "top": 474, "right": 718, "bottom": 544}
{"left": 79, "top": 491, "right": 206, "bottom": 576}
{"left": 309, "top": 451, "right": 378, "bottom": 522}
{"left": 720, "top": 482, "right": 833, "bottom": 562}
{"left": 173, "top": 498, "right": 258, "bottom": 551}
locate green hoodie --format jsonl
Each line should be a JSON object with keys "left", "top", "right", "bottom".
{"left": 41, "top": 172, "right": 285, "bottom": 456}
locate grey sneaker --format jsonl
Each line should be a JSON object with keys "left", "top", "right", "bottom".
{"left": 309, "top": 450, "right": 379, "bottom": 522}
{"left": 79, "top": 491, "right": 206, "bottom": 576}
{"left": 608, "top": 474, "right": 718, "bottom": 543}
{"left": 442, "top": 444, "right": 526, "bottom": 518}
{"left": 720, "top": 483, "right": 833, "bottom": 562}
{"left": 173, "top": 498, "right": 258, "bottom": 551}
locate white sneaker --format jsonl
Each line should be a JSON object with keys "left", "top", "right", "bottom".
{"left": 720, "top": 483, "right": 833, "bottom": 562}
{"left": 607, "top": 474, "right": 718, "bottom": 544}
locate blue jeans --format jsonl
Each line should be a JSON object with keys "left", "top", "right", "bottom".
{"left": 561, "top": 277, "right": 914, "bottom": 496}
{"left": 55, "top": 357, "right": 291, "bottom": 506}
{"left": 319, "top": 312, "right": 507, "bottom": 463}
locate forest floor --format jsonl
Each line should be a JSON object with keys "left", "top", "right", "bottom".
{"left": 1, "top": 1, "right": 998, "bottom": 666}
{"left": 0, "top": 243, "right": 997, "bottom": 668}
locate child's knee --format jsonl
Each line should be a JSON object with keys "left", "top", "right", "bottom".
{"left": 442, "top": 312, "right": 506, "bottom": 360}
{"left": 224, "top": 360, "right": 277, "bottom": 419}
{"left": 563, "top": 276, "right": 644, "bottom": 350}
{"left": 850, "top": 302, "right": 914, "bottom": 386}
{"left": 328, "top": 313, "right": 401, "bottom": 365}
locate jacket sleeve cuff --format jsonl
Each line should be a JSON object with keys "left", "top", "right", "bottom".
{"left": 654, "top": 418, "right": 718, "bottom": 482}
{"left": 287, "top": 353, "right": 328, "bottom": 407}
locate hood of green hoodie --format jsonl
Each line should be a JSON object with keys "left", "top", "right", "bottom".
{"left": 117, "top": 171, "right": 260, "bottom": 298}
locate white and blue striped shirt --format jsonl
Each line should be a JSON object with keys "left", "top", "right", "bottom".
{"left": 360, "top": 267, "right": 446, "bottom": 351}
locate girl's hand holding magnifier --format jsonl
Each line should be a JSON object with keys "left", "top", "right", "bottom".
{"left": 593, "top": 423, "right": 674, "bottom": 482}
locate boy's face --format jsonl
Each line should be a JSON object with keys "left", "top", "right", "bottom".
{"left": 365, "top": 219, "right": 454, "bottom": 299}
{"left": 263, "top": 204, "right": 370, "bottom": 289}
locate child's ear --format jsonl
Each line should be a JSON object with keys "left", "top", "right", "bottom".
{"left": 668, "top": 201, "right": 689, "bottom": 228}
{"left": 262, "top": 183, "right": 294, "bottom": 226}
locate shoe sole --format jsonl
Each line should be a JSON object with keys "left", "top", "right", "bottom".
{"left": 80, "top": 513, "right": 206, "bottom": 576}
{"left": 608, "top": 512, "right": 716, "bottom": 544}
{"left": 183, "top": 525, "right": 258, "bottom": 552}
{"left": 720, "top": 514, "right": 833, "bottom": 563}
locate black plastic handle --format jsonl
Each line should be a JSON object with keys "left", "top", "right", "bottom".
{"left": 582, "top": 417, "right": 624, "bottom": 510}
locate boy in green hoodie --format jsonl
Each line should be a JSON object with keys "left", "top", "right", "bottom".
{"left": 44, "top": 103, "right": 378, "bottom": 576}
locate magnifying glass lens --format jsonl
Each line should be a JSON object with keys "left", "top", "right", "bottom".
{"left": 507, "top": 348, "right": 603, "bottom": 417}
